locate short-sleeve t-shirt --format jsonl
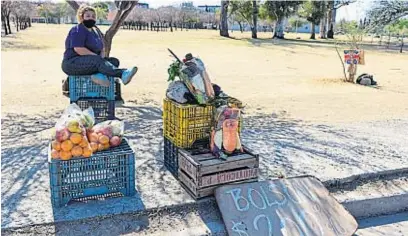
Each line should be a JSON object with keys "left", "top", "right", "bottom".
{"left": 63, "top": 24, "right": 103, "bottom": 60}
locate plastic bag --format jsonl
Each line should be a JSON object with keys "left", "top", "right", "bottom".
{"left": 51, "top": 104, "right": 95, "bottom": 160}
{"left": 87, "top": 119, "right": 125, "bottom": 152}
{"left": 166, "top": 80, "right": 190, "bottom": 104}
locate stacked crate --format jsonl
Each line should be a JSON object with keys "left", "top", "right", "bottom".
{"left": 49, "top": 139, "right": 136, "bottom": 207}
{"left": 68, "top": 75, "right": 115, "bottom": 123}
{"left": 163, "top": 97, "right": 259, "bottom": 199}
{"left": 162, "top": 99, "right": 213, "bottom": 177}
{"left": 49, "top": 76, "right": 135, "bottom": 208}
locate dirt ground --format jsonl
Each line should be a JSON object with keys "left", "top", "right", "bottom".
{"left": 1, "top": 24, "right": 408, "bottom": 229}
{"left": 2, "top": 24, "right": 408, "bottom": 123}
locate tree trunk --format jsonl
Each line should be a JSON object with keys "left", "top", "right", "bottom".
{"left": 28, "top": 18, "right": 31, "bottom": 27}
{"left": 6, "top": 15, "right": 11, "bottom": 34}
{"left": 102, "top": 1, "right": 138, "bottom": 57}
{"left": 387, "top": 32, "right": 391, "bottom": 49}
{"left": 16, "top": 18, "right": 19, "bottom": 32}
{"left": 274, "top": 18, "right": 284, "bottom": 39}
{"left": 170, "top": 21, "right": 173, "bottom": 32}
{"left": 238, "top": 22, "right": 243, "bottom": 33}
{"left": 400, "top": 34, "right": 404, "bottom": 53}
{"left": 220, "top": 0, "right": 229, "bottom": 37}
{"left": 319, "top": 16, "right": 326, "bottom": 39}
{"left": 2, "top": 15, "right": 8, "bottom": 35}
{"left": 310, "top": 23, "right": 316, "bottom": 39}
{"left": 251, "top": 0, "right": 257, "bottom": 39}
{"left": 326, "top": 1, "right": 334, "bottom": 39}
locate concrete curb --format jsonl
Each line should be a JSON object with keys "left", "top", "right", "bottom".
{"left": 342, "top": 193, "right": 408, "bottom": 219}
{"left": 2, "top": 169, "right": 408, "bottom": 231}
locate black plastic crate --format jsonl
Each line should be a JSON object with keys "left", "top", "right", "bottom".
{"left": 71, "top": 98, "right": 115, "bottom": 123}
{"left": 164, "top": 137, "right": 179, "bottom": 178}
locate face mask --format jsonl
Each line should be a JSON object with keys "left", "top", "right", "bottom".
{"left": 83, "top": 19, "right": 96, "bottom": 28}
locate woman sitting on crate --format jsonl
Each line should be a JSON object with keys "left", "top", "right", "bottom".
{"left": 61, "top": 4, "right": 137, "bottom": 87}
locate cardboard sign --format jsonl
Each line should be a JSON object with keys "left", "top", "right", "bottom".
{"left": 215, "top": 176, "right": 358, "bottom": 236}
{"left": 344, "top": 49, "right": 361, "bottom": 65}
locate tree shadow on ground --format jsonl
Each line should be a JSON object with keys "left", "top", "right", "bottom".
{"left": 242, "top": 114, "right": 407, "bottom": 181}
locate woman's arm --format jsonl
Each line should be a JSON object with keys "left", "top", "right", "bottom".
{"left": 74, "top": 47, "right": 98, "bottom": 56}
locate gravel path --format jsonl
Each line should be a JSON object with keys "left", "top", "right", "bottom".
{"left": 2, "top": 103, "right": 408, "bottom": 229}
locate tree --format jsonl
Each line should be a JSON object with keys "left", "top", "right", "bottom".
{"left": 334, "top": 20, "right": 367, "bottom": 83}
{"left": 160, "top": 6, "right": 178, "bottom": 32}
{"left": 252, "top": 1, "right": 258, "bottom": 39}
{"left": 66, "top": 1, "right": 138, "bottom": 57}
{"left": 368, "top": 0, "right": 408, "bottom": 28}
{"left": 386, "top": 19, "right": 408, "bottom": 53}
{"left": 326, "top": 0, "right": 356, "bottom": 39}
{"left": 2, "top": 1, "right": 14, "bottom": 35}
{"left": 299, "top": 0, "right": 325, "bottom": 40}
{"left": 259, "top": 3, "right": 274, "bottom": 34}
{"left": 94, "top": 5, "right": 108, "bottom": 24}
{"left": 262, "top": 1, "right": 302, "bottom": 39}
{"left": 220, "top": 0, "right": 229, "bottom": 37}
{"left": 12, "top": 1, "right": 35, "bottom": 31}
{"left": 229, "top": 0, "right": 258, "bottom": 38}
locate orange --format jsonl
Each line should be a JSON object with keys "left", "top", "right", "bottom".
{"left": 70, "top": 133, "right": 83, "bottom": 144}
{"left": 51, "top": 150, "right": 60, "bottom": 159}
{"left": 60, "top": 151, "right": 72, "bottom": 160}
{"left": 82, "top": 147, "right": 92, "bottom": 158}
{"left": 98, "top": 143, "right": 105, "bottom": 152}
{"left": 61, "top": 140, "right": 74, "bottom": 152}
{"left": 90, "top": 142, "right": 98, "bottom": 152}
{"left": 79, "top": 138, "right": 89, "bottom": 148}
{"left": 99, "top": 135, "right": 110, "bottom": 145}
{"left": 88, "top": 132, "right": 98, "bottom": 143}
{"left": 71, "top": 145, "right": 83, "bottom": 157}
{"left": 51, "top": 140, "right": 61, "bottom": 151}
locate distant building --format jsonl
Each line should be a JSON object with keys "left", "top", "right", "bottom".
{"left": 181, "top": 2, "right": 194, "bottom": 9}
{"left": 197, "top": 5, "right": 220, "bottom": 13}
{"left": 136, "top": 2, "right": 149, "bottom": 9}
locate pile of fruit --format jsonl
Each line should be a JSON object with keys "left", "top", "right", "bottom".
{"left": 50, "top": 104, "right": 124, "bottom": 161}
{"left": 87, "top": 120, "right": 124, "bottom": 152}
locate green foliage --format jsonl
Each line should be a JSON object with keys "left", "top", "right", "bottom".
{"left": 386, "top": 19, "right": 408, "bottom": 35}
{"left": 299, "top": 0, "right": 325, "bottom": 25}
{"left": 258, "top": 3, "right": 274, "bottom": 22}
{"left": 94, "top": 6, "right": 108, "bottom": 21}
{"left": 368, "top": 0, "right": 408, "bottom": 28}
{"left": 229, "top": 0, "right": 254, "bottom": 25}
{"left": 262, "top": 1, "right": 301, "bottom": 21}
{"left": 167, "top": 61, "right": 182, "bottom": 82}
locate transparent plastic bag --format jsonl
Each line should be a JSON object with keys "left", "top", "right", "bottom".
{"left": 51, "top": 104, "right": 94, "bottom": 160}
{"left": 87, "top": 119, "right": 125, "bottom": 152}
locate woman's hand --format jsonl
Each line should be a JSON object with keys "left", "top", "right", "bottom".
{"left": 74, "top": 47, "right": 98, "bottom": 56}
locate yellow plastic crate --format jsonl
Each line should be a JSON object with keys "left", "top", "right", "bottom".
{"left": 163, "top": 99, "right": 214, "bottom": 148}
{"left": 163, "top": 98, "right": 243, "bottom": 148}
